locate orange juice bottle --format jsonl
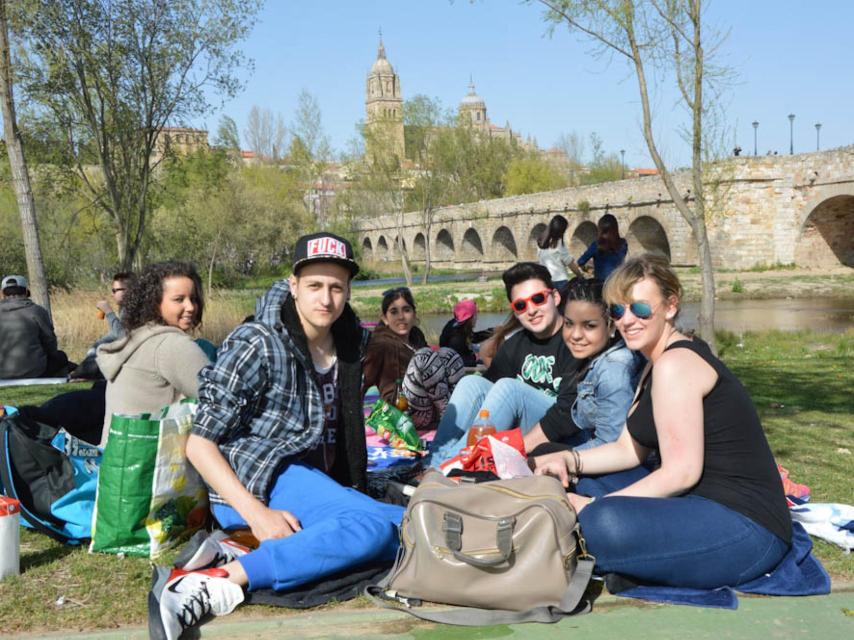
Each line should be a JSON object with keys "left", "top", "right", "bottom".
{"left": 467, "top": 409, "right": 496, "bottom": 447}
{"left": 395, "top": 379, "right": 408, "bottom": 411}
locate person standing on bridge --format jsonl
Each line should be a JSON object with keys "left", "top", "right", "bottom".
{"left": 573, "top": 213, "right": 628, "bottom": 282}
{"left": 537, "top": 214, "right": 582, "bottom": 292}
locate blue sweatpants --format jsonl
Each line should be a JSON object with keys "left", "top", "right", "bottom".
{"left": 212, "top": 462, "right": 404, "bottom": 592}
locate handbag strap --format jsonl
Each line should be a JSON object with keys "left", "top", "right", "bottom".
{"left": 365, "top": 557, "right": 594, "bottom": 625}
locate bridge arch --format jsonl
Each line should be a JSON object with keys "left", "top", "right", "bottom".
{"left": 361, "top": 237, "right": 373, "bottom": 260}
{"left": 795, "top": 192, "right": 854, "bottom": 268}
{"left": 528, "top": 223, "right": 547, "bottom": 260}
{"left": 461, "top": 228, "right": 484, "bottom": 259}
{"left": 492, "top": 226, "right": 518, "bottom": 260}
{"left": 570, "top": 221, "right": 597, "bottom": 257}
{"left": 377, "top": 235, "right": 390, "bottom": 260}
{"left": 412, "top": 232, "right": 427, "bottom": 261}
{"left": 436, "top": 229, "right": 455, "bottom": 260}
{"left": 627, "top": 216, "right": 671, "bottom": 261}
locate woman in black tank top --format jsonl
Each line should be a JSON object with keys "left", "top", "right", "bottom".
{"left": 532, "top": 254, "right": 791, "bottom": 589}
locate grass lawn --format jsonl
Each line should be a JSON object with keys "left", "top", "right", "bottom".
{"left": 0, "top": 330, "right": 852, "bottom": 634}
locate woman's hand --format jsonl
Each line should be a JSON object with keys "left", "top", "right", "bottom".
{"left": 247, "top": 506, "right": 302, "bottom": 542}
{"left": 567, "top": 493, "right": 593, "bottom": 513}
{"left": 533, "top": 451, "right": 573, "bottom": 488}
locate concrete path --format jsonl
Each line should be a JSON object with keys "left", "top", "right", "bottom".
{"left": 14, "top": 590, "right": 854, "bottom": 640}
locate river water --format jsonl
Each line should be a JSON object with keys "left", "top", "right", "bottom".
{"left": 412, "top": 297, "right": 854, "bottom": 336}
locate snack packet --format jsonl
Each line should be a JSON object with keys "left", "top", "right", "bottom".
{"left": 366, "top": 399, "right": 424, "bottom": 453}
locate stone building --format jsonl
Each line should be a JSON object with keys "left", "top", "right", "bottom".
{"left": 365, "top": 38, "right": 533, "bottom": 164}
{"left": 151, "top": 127, "right": 209, "bottom": 163}
{"left": 365, "top": 37, "right": 405, "bottom": 163}
{"left": 458, "top": 78, "right": 528, "bottom": 148}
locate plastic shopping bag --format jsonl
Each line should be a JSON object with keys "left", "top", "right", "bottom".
{"left": 90, "top": 401, "right": 208, "bottom": 558}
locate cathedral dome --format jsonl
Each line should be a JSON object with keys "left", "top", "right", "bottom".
{"left": 370, "top": 39, "right": 395, "bottom": 75}
{"left": 460, "top": 80, "right": 485, "bottom": 107}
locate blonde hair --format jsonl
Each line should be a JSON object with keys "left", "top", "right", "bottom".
{"left": 603, "top": 254, "right": 683, "bottom": 319}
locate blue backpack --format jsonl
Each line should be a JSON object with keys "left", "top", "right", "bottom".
{"left": 0, "top": 407, "right": 100, "bottom": 545}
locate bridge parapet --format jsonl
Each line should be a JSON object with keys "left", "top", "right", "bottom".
{"left": 357, "top": 147, "right": 854, "bottom": 271}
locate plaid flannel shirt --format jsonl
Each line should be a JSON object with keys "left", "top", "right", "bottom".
{"left": 192, "top": 279, "right": 367, "bottom": 505}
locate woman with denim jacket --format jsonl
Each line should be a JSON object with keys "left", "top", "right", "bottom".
{"left": 521, "top": 277, "right": 644, "bottom": 453}
{"left": 426, "top": 278, "right": 642, "bottom": 467}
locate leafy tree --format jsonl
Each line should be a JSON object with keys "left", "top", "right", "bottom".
{"left": 214, "top": 115, "right": 241, "bottom": 153}
{"left": 504, "top": 154, "right": 569, "bottom": 195}
{"left": 13, "top": 0, "right": 261, "bottom": 270}
{"left": 403, "top": 95, "right": 452, "bottom": 283}
{"left": 0, "top": 0, "right": 49, "bottom": 313}
{"left": 536, "top": 0, "right": 726, "bottom": 347}
{"left": 289, "top": 90, "right": 333, "bottom": 228}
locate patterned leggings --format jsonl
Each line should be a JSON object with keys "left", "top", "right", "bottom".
{"left": 402, "top": 347, "right": 465, "bottom": 428}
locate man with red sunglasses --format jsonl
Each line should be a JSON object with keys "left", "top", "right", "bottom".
{"left": 426, "top": 262, "right": 575, "bottom": 466}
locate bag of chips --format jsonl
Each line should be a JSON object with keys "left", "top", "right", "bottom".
{"left": 366, "top": 399, "right": 424, "bottom": 453}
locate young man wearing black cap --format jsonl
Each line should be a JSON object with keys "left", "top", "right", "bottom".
{"left": 149, "top": 233, "right": 404, "bottom": 640}
{"left": 0, "top": 274, "right": 70, "bottom": 379}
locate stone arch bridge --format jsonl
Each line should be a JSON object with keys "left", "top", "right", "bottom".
{"left": 356, "top": 147, "right": 854, "bottom": 271}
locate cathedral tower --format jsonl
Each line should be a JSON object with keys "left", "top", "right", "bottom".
{"left": 365, "top": 36, "right": 405, "bottom": 163}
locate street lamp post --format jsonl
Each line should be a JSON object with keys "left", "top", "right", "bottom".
{"left": 788, "top": 114, "right": 795, "bottom": 154}
{"left": 620, "top": 149, "right": 625, "bottom": 179}
{"left": 752, "top": 121, "right": 759, "bottom": 156}
{"left": 815, "top": 123, "right": 822, "bottom": 151}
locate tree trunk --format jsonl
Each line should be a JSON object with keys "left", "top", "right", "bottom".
{"left": 422, "top": 210, "right": 432, "bottom": 285}
{"left": 0, "top": 0, "right": 51, "bottom": 317}
{"left": 396, "top": 208, "right": 413, "bottom": 286}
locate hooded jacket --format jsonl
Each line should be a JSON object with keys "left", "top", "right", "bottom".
{"left": 362, "top": 323, "right": 427, "bottom": 404}
{"left": 0, "top": 297, "right": 63, "bottom": 379}
{"left": 96, "top": 323, "right": 210, "bottom": 446}
{"left": 192, "top": 280, "right": 370, "bottom": 505}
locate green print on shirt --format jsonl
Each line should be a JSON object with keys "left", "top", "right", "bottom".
{"left": 520, "top": 354, "right": 557, "bottom": 389}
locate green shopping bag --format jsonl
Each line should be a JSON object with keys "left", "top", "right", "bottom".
{"left": 89, "top": 402, "right": 209, "bottom": 558}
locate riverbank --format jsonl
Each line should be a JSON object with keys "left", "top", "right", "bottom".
{"left": 47, "top": 266, "right": 853, "bottom": 361}
{"left": 0, "top": 329, "right": 851, "bottom": 634}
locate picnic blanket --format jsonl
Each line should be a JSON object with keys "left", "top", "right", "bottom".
{"left": 0, "top": 377, "right": 70, "bottom": 388}
{"left": 609, "top": 521, "right": 831, "bottom": 608}
{"left": 363, "top": 387, "right": 434, "bottom": 472}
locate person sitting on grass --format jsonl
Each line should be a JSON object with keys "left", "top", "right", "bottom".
{"left": 0, "top": 274, "right": 71, "bottom": 379}
{"left": 363, "top": 286, "right": 464, "bottom": 428}
{"left": 533, "top": 254, "right": 792, "bottom": 589}
{"left": 478, "top": 277, "right": 644, "bottom": 456}
{"left": 439, "top": 299, "right": 493, "bottom": 368}
{"left": 70, "top": 271, "right": 134, "bottom": 381}
{"left": 148, "top": 233, "right": 404, "bottom": 640}
{"left": 426, "top": 262, "right": 575, "bottom": 466}
{"left": 96, "top": 261, "right": 210, "bottom": 447}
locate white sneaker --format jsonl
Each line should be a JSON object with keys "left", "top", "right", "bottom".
{"left": 149, "top": 567, "right": 244, "bottom": 640}
{"left": 176, "top": 530, "right": 251, "bottom": 571}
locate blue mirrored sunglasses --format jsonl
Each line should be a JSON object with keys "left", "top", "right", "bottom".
{"left": 609, "top": 301, "right": 654, "bottom": 320}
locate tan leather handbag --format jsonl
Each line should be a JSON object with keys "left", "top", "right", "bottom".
{"left": 367, "top": 470, "right": 594, "bottom": 625}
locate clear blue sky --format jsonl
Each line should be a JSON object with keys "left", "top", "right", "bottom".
{"left": 204, "top": 1, "right": 851, "bottom": 168}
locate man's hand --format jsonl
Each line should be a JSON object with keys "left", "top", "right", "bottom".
{"left": 247, "top": 506, "right": 302, "bottom": 542}
{"left": 95, "top": 300, "right": 112, "bottom": 315}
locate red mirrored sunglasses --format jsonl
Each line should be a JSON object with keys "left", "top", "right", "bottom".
{"left": 509, "top": 289, "right": 553, "bottom": 314}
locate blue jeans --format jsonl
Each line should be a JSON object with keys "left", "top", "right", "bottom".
{"left": 212, "top": 463, "right": 404, "bottom": 591}
{"left": 577, "top": 469, "right": 790, "bottom": 589}
{"left": 426, "top": 376, "right": 556, "bottom": 466}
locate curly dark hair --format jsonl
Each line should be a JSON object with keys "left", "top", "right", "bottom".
{"left": 122, "top": 261, "right": 204, "bottom": 332}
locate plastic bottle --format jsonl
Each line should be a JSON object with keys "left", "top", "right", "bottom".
{"left": 395, "top": 378, "right": 408, "bottom": 411}
{"left": 467, "top": 408, "right": 497, "bottom": 447}
{"left": 96, "top": 309, "right": 106, "bottom": 320}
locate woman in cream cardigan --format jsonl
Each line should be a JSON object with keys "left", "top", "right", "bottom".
{"left": 96, "top": 261, "right": 211, "bottom": 447}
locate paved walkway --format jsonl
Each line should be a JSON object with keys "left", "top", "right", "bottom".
{"left": 15, "top": 589, "right": 854, "bottom": 639}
